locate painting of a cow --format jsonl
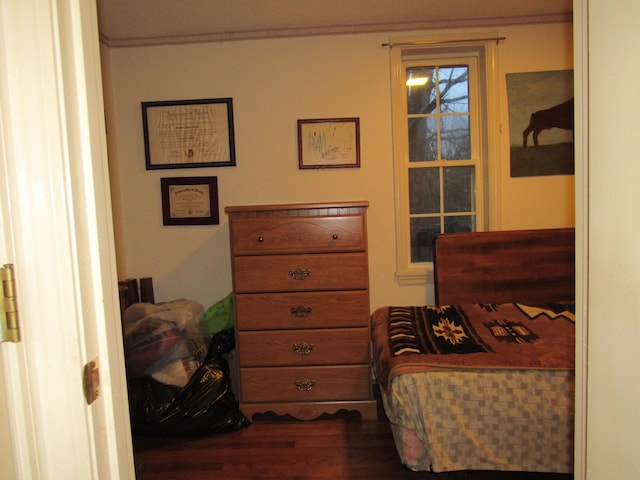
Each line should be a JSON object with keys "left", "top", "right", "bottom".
{"left": 522, "top": 98, "right": 574, "bottom": 147}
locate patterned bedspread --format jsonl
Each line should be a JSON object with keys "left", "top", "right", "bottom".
{"left": 381, "top": 369, "right": 575, "bottom": 472}
{"left": 372, "top": 302, "right": 575, "bottom": 390}
{"left": 371, "top": 302, "right": 576, "bottom": 473}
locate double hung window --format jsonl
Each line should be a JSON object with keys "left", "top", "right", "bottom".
{"left": 390, "top": 39, "right": 498, "bottom": 283}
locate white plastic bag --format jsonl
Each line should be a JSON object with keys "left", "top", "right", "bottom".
{"left": 123, "top": 299, "right": 209, "bottom": 387}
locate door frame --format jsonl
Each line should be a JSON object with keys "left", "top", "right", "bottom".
{"left": 0, "top": 1, "right": 588, "bottom": 479}
{"left": 0, "top": 1, "right": 134, "bottom": 478}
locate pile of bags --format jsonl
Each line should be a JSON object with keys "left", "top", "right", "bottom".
{"left": 123, "top": 295, "right": 249, "bottom": 436}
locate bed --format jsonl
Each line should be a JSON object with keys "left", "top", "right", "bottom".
{"left": 118, "top": 277, "right": 154, "bottom": 316}
{"left": 371, "top": 228, "right": 575, "bottom": 474}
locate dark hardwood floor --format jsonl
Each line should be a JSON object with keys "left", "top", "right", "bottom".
{"left": 133, "top": 396, "right": 573, "bottom": 480}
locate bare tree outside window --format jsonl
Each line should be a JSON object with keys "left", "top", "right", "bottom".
{"left": 406, "top": 64, "right": 476, "bottom": 262}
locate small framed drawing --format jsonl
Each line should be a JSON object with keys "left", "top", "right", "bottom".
{"left": 297, "top": 117, "right": 360, "bottom": 169}
{"left": 161, "top": 176, "right": 219, "bottom": 226}
{"left": 142, "top": 98, "right": 236, "bottom": 170}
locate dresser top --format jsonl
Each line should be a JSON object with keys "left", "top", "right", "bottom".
{"left": 225, "top": 201, "right": 368, "bottom": 214}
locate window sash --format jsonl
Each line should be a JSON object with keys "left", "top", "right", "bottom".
{"left": 390, "top": 40, "right": 498, "bottom": 284}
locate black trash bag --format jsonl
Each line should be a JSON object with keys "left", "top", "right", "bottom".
{"left": 128, "top": 330, "right": 249, "bottom": 436}
{"left": 206, "top": 327, "right": 235, "bottom": 359}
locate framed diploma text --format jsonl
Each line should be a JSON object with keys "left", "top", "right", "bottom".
{"left": 161, "top": 177, "right": 219, "bottom": 226}
{"left": 142, "top": 98, "right": 236, "bottom": 170}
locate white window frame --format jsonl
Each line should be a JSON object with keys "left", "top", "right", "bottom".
{"left": 390, "top": 35, "right": 501, "bottom": 285}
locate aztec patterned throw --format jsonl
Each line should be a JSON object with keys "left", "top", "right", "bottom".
{"left": 371, "top": 302, "right": 575, "bottom": 390}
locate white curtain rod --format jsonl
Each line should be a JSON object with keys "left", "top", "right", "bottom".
{"left": 381, "top": 36, "right": 506, "bottom": 48}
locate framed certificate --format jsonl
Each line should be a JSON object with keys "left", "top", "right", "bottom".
{"left": 161, "top": 176, "right": 219, "bottom": 226}
{"left": 142, "top": 98, "right": 236, "bottom": 170}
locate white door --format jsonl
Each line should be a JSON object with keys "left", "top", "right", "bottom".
{"left": 0, "top": 1, "right": 134, "bottom": 478}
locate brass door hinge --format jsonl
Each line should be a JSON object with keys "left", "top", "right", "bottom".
{"left": 83, "top": 358, "right": 100, "bottom": 405}
{"left": 1, "top": 264, "right": 20, "bottom": 342}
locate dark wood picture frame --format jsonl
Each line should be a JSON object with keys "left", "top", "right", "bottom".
{"left": 142, "top": 98, "right": 236, "bottom": 170}
{"left": 161, "top": 176, "right": 219, "bottom": 226}
{"left": 297, "top": 117, "right": 360, "bottom": 169}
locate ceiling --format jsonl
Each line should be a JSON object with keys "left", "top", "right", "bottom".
{"left": 96, "top": 0, "right": 572, "bottom": 48}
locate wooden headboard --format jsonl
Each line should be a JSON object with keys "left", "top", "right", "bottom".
{"left": 433, "top": 228, "right": 575, "bottom": 306}
{"left": 118, "top": 277, "right": 155, "bottom": 317}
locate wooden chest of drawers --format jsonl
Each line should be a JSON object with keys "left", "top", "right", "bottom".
{"left": 225, "top": 201, "right": 377, "bottom": 420}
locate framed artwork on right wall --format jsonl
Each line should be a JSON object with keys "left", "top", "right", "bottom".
{"left": 506, "top": 69, "right": 574, "bottom": 177}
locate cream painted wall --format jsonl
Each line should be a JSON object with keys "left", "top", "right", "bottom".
{"left": 586, "top": 0, "right": 640, "bottom": 476}
{"left": 498, "top": 24, "right": 575, "bottom": 229}
{"left": 103, "top": 22, "right": 573, "bottom": 312}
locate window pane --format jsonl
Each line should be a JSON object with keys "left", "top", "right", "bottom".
{"left": 443, "top": 166, "right": 475, "bottom": 212}
{"left": 440, "top": 116, "right": 470, "bottom": 160}
{"left": 409, "top": 167, "right": 440, "bottom": 214}
{"left": 408, "top": 117, "right": 437, "bottom": 162}
{"left": 438, "top": 66, "right": 469, "bottom": 113}
{"left": 406, "top": 67, "right": 436, "bottom": 115}
{"left": 444, "top": 215, "right": 475, "bottom": 233}
{"left": 395, "top": 51, "right": 485, "bottom": 276}
{"left": 410, "top": 217, "right": 440, "bottom": 263}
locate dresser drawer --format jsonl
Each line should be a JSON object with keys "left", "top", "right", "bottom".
{"left": 229, "top": 215, "right": 366, "bottom": 256}
{"left": 240, "top": 365, "right": 371, "bottom": 402}
{"left": 237, "top": 328, "right": 369, "bottom": 367}
{"left": 235, "top": 290, "right": 369, "bottom": 330}
{"left": 232, "top": 252, "right": 368, "bottom": 293}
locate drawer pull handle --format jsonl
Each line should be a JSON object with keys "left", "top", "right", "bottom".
{"left": 289, "top": 268, "right": 310, "bottom": 280}
{"left": 295, "top": 378, "right": 316, "bottom": 391}
{"left": 332, "top": 234, "right": 338, "bottom": 240}
{"left": 257, "top": 236, "right": 264, "bottom": 242}
{"left": 291, "top": 305, "right": 313, "bottom": 317}
{"left": 293, "top": 342, "right": 314, "bottom": 355}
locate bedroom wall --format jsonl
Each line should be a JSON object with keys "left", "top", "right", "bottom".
{"left": 102, "top": 21, "right": 573, "bottom": 312}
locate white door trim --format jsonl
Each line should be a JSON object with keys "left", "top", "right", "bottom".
{"left": 573, "top": 1, "right": 588, "bottom": 478}
{"left": 0, "top": 1, "right": 589, "bottom": 479}
{"left": 0, "top": 1, "right": 134, "bottom": 478}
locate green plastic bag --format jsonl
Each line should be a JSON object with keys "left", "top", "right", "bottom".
{"left": 203, "top": 293, "right": 234, "bottom": 337}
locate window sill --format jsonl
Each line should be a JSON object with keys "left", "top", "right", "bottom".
{"left": 395, "top": 265, "right": 434, "bottom": 285}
